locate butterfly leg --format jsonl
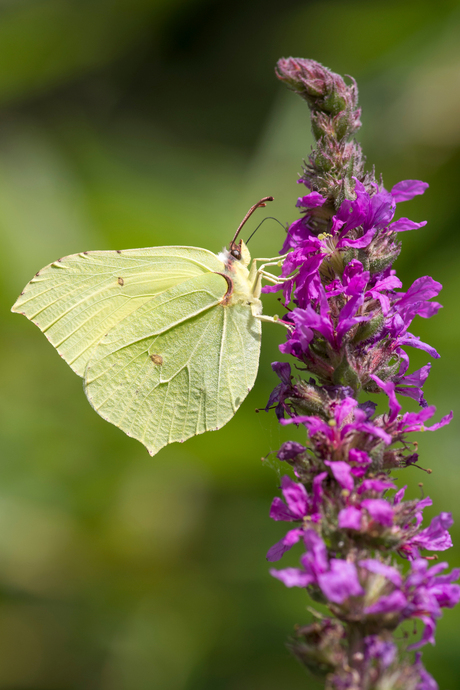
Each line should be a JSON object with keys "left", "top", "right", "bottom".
{"left": 253, "top": 313, "right": 293, "bottom": 330}
{"left": 250, "top": 257, "right": 291, "bottom": 298}
{"left": 254, "top": 314, "right": 294, "bottom": 331}
{"left": 258, "top": 270, "right": 289, "bottom": 285}
{"left": 249, "top": 254, "right": 288, "bottom": 280}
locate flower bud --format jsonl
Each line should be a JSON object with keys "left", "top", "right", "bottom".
{"left": 332, "top": 351, "right": 360, "bottom": 391}
{"left": 353, "top": 314, "right": 384, "bottom": 344}
{"left": 276, "top": 58, "right": 357, "bottom": 117}
{"left": 287, "top": 619, "right": 346, "bottom": 677}
{"left": 368, "top": 237, "right": 401, "bottom": 274}
{"left": 288, "top": 379, "right": 330, "bottom": 417}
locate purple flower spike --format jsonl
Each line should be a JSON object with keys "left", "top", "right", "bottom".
{"left": 267, "top": 58, "right": 455, "bottom": 687}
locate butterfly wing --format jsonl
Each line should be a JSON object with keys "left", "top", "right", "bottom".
{"left": 12, "top": 246, "right": 224, "bottom": 376}
{"left": 84, "top": 274, "right": 262, "bottom": 456}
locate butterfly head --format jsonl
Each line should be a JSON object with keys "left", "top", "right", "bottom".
{"left": 225, "top": 197, "right": 272, "bottom": 268}
{"left": 228, "top": 239, "right": 251, "bottom": 267}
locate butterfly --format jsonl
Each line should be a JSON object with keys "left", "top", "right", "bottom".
{"left": 12, "top": 197, "right": 289, "bottom": 456}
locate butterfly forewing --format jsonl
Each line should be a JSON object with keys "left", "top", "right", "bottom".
{"left": 12, "top": 246, "right": 224, "bottom": 376}
{"left": 84, "top": 273, "right": 261, "bottom": 456}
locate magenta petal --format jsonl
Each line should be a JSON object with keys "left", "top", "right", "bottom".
{"left": 400, "top": 333, "right": 440, "bottom": 358}
{"left": 281, "top": 475, "right": 309, "bottom": 518}
{"left": 362, "top": 498, "right": 394, "bottom": 526}
{"left": 388, "top": 218, "right": 427, "bottom": 232}
{"left": 336, "top": 294, "right": 368, "bottom": 344}
{"left": 312, "top": 471, "right": 328, "bottom": 509}
{"left": 342, "top": 259, "right": 364, "bottom": 285}
{"left": 302, "top": 529, "right": 329, "bottom": 575}
{"left": 370, "top": 374, "right": 401, "bottom": 422}
{"left": 277, "top": 441, "right": 306, "bottom": 461}
{"left": 407, "top": 616, "right": 437, "bottom": 650}
{"left": 338, "top": 506, "right": 362, "bottom": 530}
{"left": 358, "top": 479, "right": 396, "bottom": 494}
{"left": 401, "top": 406, "right": 436, "bottom": 428}
{"left": 399, "top": 276, "right": 442, "bottom": 305}
{"left": 418, "top": 497, "right": 433, "bottom": 511}
{"left": 414, "top": 653, "right": 439, "bottom": 690}
{"left": 296, "top": 192, "right": 326, "bottom": 209}
{"left": 391, "top": 179, "right": 429, "bottom": 202}
{"left": 397, "top": 363, "right": 431, "bottom": 388}
{"left": 334, "top": 397, "right": 358, "bottom": 427}
{"left": 266, "top": 528, "right": 303, "bottom": 562}
{"left": 270, "top": 567, "right": 313, "bottom": 588}
{"left": 425, "top": 410, "right": 453, "bottom": 431}
{"left": 374, "top": 275, "right": 403, "bottom": 291}
{"left": 368, "top": 187, "right": 395, "bottom": 228}
{"left": 402, "top": 409, "right": 453, "bottom": 432}
{"left": 349, "top": 448, "right": 371, "bottom": 466}
{"left": 364, "top": 590, "right": 407, "bottom": 615}
{"left": 340, "top": 226, "right": 377, "bottom": 248}
{"left": 351, "top": 466, "right": 368, "bottom": 478}
{"left": 394, "top": 486, "right": 407, "bottom": 505}
{"left": 325, "top": 460, "right": 354, "bottom": 490}
{"left": 364, "top": 636, "right": 397, "bottom": 668}
{"left": 359, "top": 559, "right": 402, "bottom": 587}
{"left": 412, "top": 512, "right": 454, "bottom": 552}
{"left": 318, "top": 560, "right": 364, "bottom": 604}
{"left": 269, "top": 497, "right": 296, "bottom": 522}
{"left": 434, "top": 583, "right": 460, "bottom": 608}
{"left": 356, "top": 421, "right": 392, "bottom": 445}
{"left": 261, "top": 282, "right": 283, "bottom": 294}
{"left": 272, "top": 361, "right": 292, "bottom": 384}
{"left": 292, "top": 304, "right": 334, "bottom": 346}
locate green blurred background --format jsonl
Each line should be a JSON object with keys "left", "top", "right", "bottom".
{"left": 1, "top": 0, "right": 460, "bottom": 687}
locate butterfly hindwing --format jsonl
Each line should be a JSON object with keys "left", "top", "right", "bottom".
{"left": 84, "top": 273, "right": 262, "bottom": 455}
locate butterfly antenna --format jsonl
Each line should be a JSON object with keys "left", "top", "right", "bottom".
{"left": 231, "top": 196, "right": 274, "bottom": 246}
{"left": 245, "top": 216, "right": 286, "bottom": 245}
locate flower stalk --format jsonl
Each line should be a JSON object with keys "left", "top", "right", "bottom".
{"left": 266, "top": 57, "right": 458, "bottom": 689}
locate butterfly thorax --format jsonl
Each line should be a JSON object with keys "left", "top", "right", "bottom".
{"left": 218, "top": 243, "right": 262, "bottom": 315}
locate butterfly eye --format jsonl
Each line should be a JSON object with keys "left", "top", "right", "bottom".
{"left": 231, "top": 249, "right": 242, "bottom": 260}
